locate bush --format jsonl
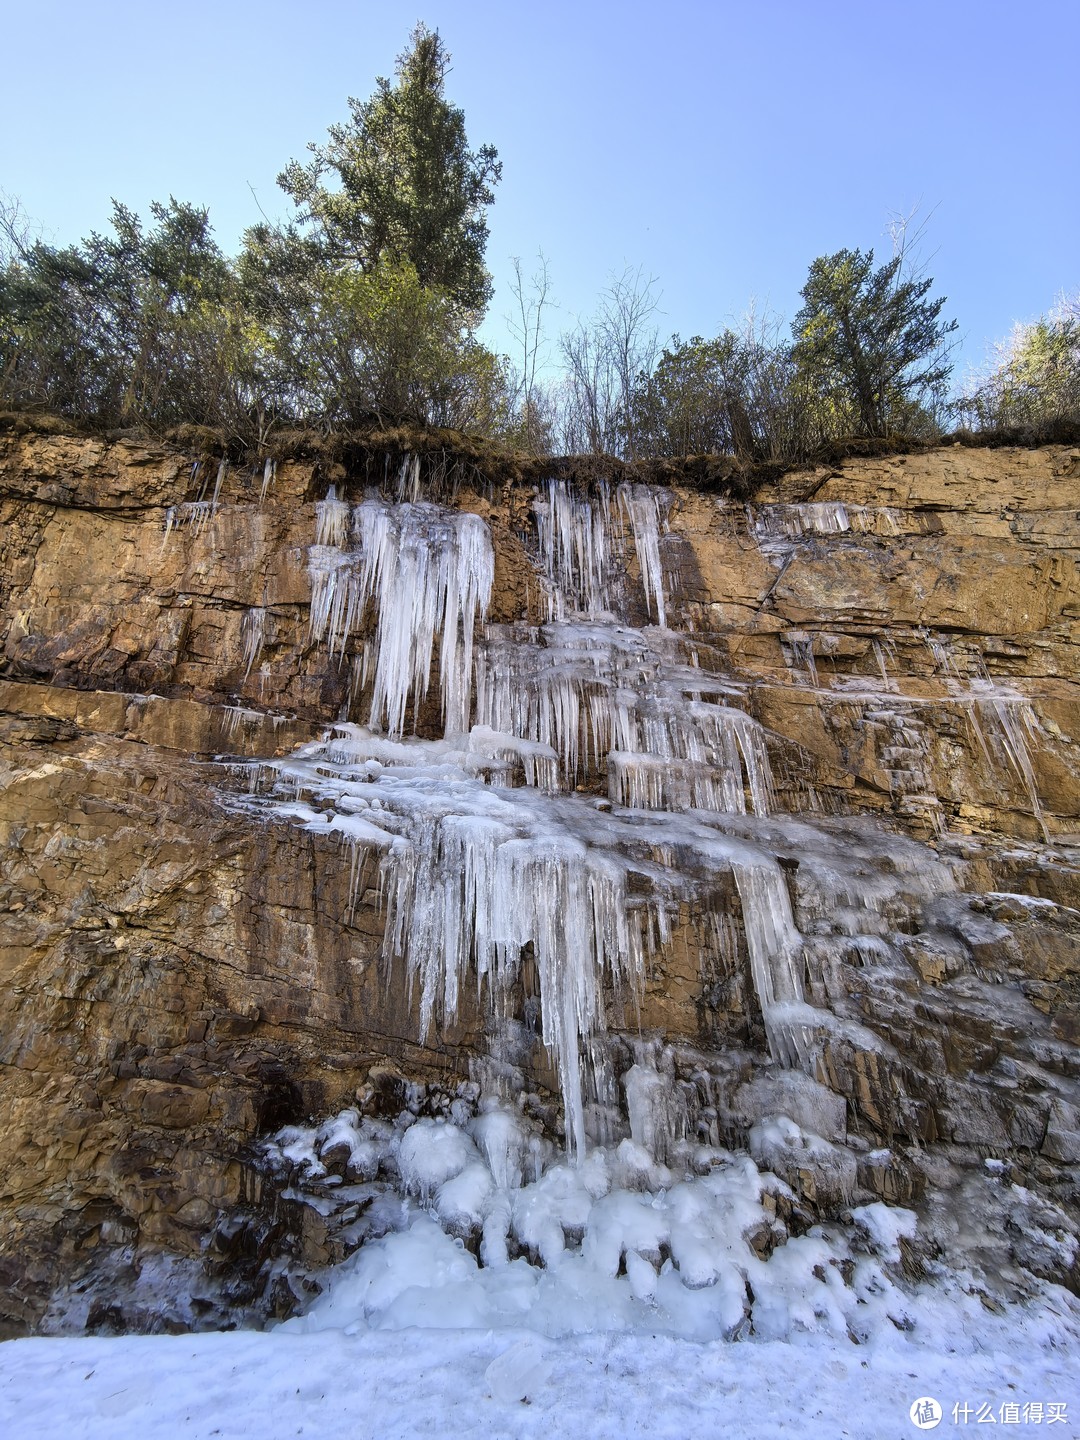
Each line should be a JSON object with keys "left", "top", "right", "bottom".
{"left": 0, "top": 199, "right": 258, "bottom": 437}
{"left": 955, "top": 299, "right": 1080, "bottom": 433}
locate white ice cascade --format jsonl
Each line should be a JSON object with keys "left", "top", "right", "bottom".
{"left": 533, "top": 479, "right": 615, "bottom": 619}
{"left": 474, "top": 622, "right": 772, "bottom": 813}
{"left": 307, "top": 493, "right": 494, "bottom": 737}
{"left": 729, "top": 852, "right": 809, "bottom": 1068}
{"left": 249, "top": 476, "right": 822, "bottom": 1158}
{"left": 263, "top": 725, "right": 672, "bottom": 1159}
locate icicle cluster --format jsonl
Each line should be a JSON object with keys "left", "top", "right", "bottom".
{"left": 307, "top": 494, "right": 494, "bottom": 736}
{"left": 475, "top": 622, "right": 771, "bottom": 812}
{"left": 531, "top": 479, "right": 670, "bottom": 623}
{"left": 532, "top": 480, "right": 616, "bottom": 618}
{"left": 245, "top": 721, "right": 854, "bottom": 1152}
{"left": 245, "top": 476, "right": 951, "bottom": 1156}
{"left": 618, "top": 484, "right": 667, "bottom": 626}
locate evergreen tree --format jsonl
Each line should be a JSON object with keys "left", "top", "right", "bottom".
{"left": 792, "top": 248, "right": 956, "bottom": 437}
{"left": 276, "top": 23, "right": 501, "bottom": 313}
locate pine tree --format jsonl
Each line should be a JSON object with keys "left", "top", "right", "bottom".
{"left": 792, "top": 248, "right": 956, "bottom": 438}
{"left": 277, "top": 23, "right": 501, "bottom": 313}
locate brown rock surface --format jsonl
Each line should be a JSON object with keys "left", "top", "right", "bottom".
{"left": 1, "top": 427, "right": 1078, "bottom": 1332}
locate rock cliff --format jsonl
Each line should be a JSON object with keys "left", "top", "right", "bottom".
{"left": 0, "top": 424, "right": 1077, "bottom": 1335}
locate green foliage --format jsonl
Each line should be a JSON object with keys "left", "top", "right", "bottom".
{"left": 630, "top": 321, "right": 825, "bottom": 465}
{"left": 632, "top": 332, "right": 757, "bottom": 459}
{"left": 957, "top": 300, "right": 1080, "bottom": 432}
{"left": 1, "top": 26, "right": 510, "bottom": 441}
{"left": 277, "top": 23, "right": 500, "bottom": 313}
{"left": 1, "top": 199, "right": 257, "bottom": 435}
{"left": 792, "top": 248, "right": 956, "bottom": 438}
{"left": 237, "top": 23, "right": 508, "bottom": 434}
{"left": 241, "top": 245, "right": 510, "bottom": 429}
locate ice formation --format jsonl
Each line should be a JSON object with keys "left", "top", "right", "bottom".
{"left": 530, "top": 478, "right": 670, "bottom": 623}
{"left": 241, "top": 476, "right": 993, "bottom": 1159}
{"left": 244, "top": 720, "right": 955, "bottom": 1160}
{"left": 618, "top": 483, "right": 668, "bottom": 626}
{"left": 473, "top": 622, "right": 762, "bottom": 803}
{"left": 259, "top": 1084, "right": 1079, "bottom": 1352}
{"left": 239, "top": 607, "right": 266, "bottom": 682}
{"left": 258, "top": 456, "right": 276, "bottom": 504}
{"left": 532, "top": 479, "right": 615, "bottom": 618}
{"left": 214, "top": 466, "right": 1075, "bottom": 1360}
{"left": 307, "top": 495, "right": 494, "bottom": 735}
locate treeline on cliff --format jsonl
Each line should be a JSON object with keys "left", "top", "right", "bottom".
{"left": 1, "top": 25, "right": 1077, "bottom": 460}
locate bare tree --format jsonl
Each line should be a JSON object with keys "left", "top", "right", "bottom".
{"left": 506, "top": 251, "right": 554, "bottom": 452}
{"left": 0, "top": 191, "right": 37, "bottom": 266}
{"left": 557, "top": 266, "right": 659, "bottom": 456}
{"left": 599, "top": 266, "right": 659, "bottom": 457}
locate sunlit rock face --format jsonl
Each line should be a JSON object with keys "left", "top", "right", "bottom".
{"left": 0, "top": 425, "right": 1078, "bottom": 1337}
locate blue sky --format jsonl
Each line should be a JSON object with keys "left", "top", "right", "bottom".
{"left": 2, "top": 0, "right": 1076, "bottom": 386}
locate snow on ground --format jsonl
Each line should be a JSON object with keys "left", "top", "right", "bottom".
{"left": 2, "top": 1321, "right": 1077, "bottom": 1440}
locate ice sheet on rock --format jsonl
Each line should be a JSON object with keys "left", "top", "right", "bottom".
{"left": 623, "top": 1046, "right": 687, "bottom": 1165}
{"left": 851, "top": 1201, "right": 917, "bottom": 1263}
{"left": 749, "top": 1115, "right": 857, "bottom": 1206}
{"left": 280, "top": 1134, "right": 944, "bottom": 1345}
{"left": 398, "top": 1120, "right": 482, "bottom": 1201}
{"left": 465, "top": 726, "right": 561, "bottom": 792}
{"left": 734, "top": 1071, "right": 847, "bottom": 1144}
{"left": 747, "top": 502, "right": 907, "bottom": 566}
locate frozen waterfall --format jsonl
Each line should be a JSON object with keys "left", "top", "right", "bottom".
{"left": 247, "top": 478, "right": 850, "bottom": 1156}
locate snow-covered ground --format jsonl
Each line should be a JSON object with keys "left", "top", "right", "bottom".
{"left": 2, "top": 1318, "right": 1077, "bottom": 1440}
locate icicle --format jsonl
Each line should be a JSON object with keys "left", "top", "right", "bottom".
{"left": 395, "top": 452, "right": 422, "bottom": 502}
{"left": 219, "top": 704, "right": 264, "bottom": 740}
{"left": 160, "top": 500, "right": 212, "bottom": 549}
{"left": 240, "top": 608, "right": 267, "bottom": 682}
{"left": 314, "top": 485, "right": 350, "bottom": 548}
{"left": 972, "top": 691, "right": 1049, "bottom": 840}
{"left": 730, "top": 852, "right": 810, "bottom": 1068}
{"left": 307, "top": 548, "right": 363, "bottom": 657}
{"left": 307, "top": 499, "right": 494, "bottom": 736}
{"left": 475, "top": 623, "right": 771, "bottom": 809}
{"left": 355, "top": 501, "right": 494, "bottom": 736}
{"left": 243, "top": 727, "right": 678, "bottom": 1159}
{"left": 160, "top": 506, "right": 177, "bottom": 556}
{"left": 618, "top": 483, "right": 667, "bottom": 627}
{"left": 532, "top": 480, "right": 615, "bottom": 618}
{"left": 209, "top": 459, "right": 227, "bottom": 515}
{"left": 259, "top": 457, "right": 276, "bottom": 504}
{"left": 784, "top": 632, "right": 819, "bottom": 688}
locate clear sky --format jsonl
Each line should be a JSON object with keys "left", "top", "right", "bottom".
{"left": 2, "top": 0, "right": 1076, "bottom": 387}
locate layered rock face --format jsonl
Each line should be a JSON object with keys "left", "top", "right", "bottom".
{"left": 0, "top": 426, "right": 1077, "bottom": 1335}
